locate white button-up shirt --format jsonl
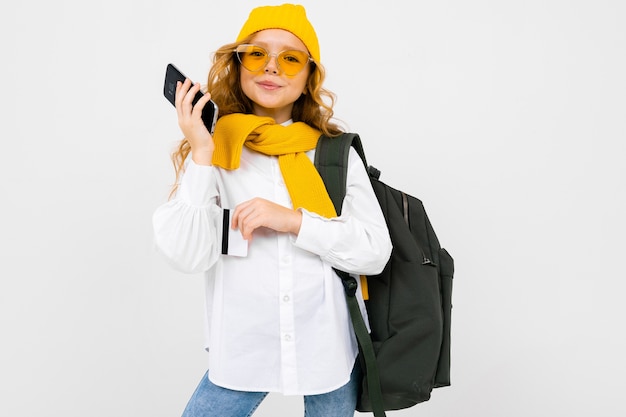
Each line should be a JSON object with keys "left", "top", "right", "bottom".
{"left": 153, "top": 143, "right": 392, "bottom": 395}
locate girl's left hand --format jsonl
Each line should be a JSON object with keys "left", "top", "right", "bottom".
{"left": 231, "top": 198, "right": 303, "bottom": 240}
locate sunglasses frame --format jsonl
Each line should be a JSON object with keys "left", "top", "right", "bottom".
{"left": 234, "top": 44, "right": 313, "bottom": 76}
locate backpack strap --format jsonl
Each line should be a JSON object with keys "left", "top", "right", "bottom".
{"left": 315, "top": 133, "right": 387, "bottom": 417}
{"left": 314, "top": 133, "right": 365, "bottom": 214}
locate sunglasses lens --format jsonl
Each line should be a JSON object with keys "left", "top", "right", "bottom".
{"left": 277, "top": 50, "right": 309, "bottom": 75}
{"left": 237, "top": 45, "right": 268, "bottom": 72}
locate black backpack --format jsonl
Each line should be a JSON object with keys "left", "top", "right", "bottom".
{"left": 315, "top": 133, "right": 454, "bottom": 417}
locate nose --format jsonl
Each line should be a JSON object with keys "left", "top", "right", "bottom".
{"left": 264, "top": 54, "right": 279, "bottom": 74}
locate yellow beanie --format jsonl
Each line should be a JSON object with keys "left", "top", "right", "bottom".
{"left": 236, "top": 4, "right": 320, "bottom": 63}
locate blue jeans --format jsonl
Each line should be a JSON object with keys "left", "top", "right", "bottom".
{"left": 181, "top": 364, "right": 361, "bottom": 417}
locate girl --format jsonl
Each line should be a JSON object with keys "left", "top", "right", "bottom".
{"left": 153, "top": 4, "right": 392, "bottom": 416}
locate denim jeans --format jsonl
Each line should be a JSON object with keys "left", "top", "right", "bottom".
{"left": 181, "top": 363, "right": 361, "bottom": 417}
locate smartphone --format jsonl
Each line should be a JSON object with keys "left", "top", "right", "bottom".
{"left": 163, "top": 63, "right": 218, "bottom": 134}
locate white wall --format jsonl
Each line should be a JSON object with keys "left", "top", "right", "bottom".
{"left": 1, "top": 0, "right": 624, "bottom": 416}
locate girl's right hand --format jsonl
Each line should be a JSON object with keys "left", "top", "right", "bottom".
{"left": 175, "top": 79, "right": 215, "bottom": 165}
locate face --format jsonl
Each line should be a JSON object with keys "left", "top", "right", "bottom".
{"left": 239, "top": 29, "right": 311, "bottom": 124}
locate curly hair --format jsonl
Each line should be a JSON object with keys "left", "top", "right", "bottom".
{"left": 170, "top": 37, "right": 343, "bottom": 194}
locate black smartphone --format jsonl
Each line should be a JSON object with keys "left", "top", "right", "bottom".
{"left": 163, "top": 63, "right": 218, "bottom": 134}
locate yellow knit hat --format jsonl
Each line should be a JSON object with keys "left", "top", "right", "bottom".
{"left": 236, "top": 4, "right": 320, "bottom": 63}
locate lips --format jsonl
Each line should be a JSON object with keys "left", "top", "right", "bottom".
{"left": 257, "top": 80, "right": 281, "bottom": 90}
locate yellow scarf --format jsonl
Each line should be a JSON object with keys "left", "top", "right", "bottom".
{"left": 211, "top": 114, "right": 337, "bottom": 218}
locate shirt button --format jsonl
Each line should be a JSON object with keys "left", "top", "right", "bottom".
{"left": 284, "top": 334, "right": 292, "bottom": 342}
{"left": 283, "top": 295, "right": 290, "bottom": 302}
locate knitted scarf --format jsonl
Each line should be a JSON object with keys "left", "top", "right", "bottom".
{"left": 211, "top": 113, "right": 337, "bottom": 218}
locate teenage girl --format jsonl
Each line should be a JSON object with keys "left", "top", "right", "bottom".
{"left": 153, "top": 4, "right": 392, "bottom": 416}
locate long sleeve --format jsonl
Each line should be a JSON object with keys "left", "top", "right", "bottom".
{"left": 293, "top": 148, "right": 392, "bottom": 275}
{"left": 152, "top": 159, "right": 222, "bottom": 274}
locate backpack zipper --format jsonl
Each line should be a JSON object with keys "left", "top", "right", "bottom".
{"left": 402, "top": 191, "right": 436, "bottom": 267}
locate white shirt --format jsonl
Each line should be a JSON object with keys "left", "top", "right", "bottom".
{"left": 152, "top": 144, "right": 392, "bottom": 395}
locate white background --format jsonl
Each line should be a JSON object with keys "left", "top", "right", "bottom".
{"left": 1, "top": 0, "right": 625, "bottom": 416}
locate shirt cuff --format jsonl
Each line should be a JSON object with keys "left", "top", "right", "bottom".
{"left": 175, "top": 159, "right": 219, "bottom": 207}
{"left": 292, "top": 209, "right": 333, "bottom": 255}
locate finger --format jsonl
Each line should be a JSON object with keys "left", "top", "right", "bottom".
{"left": 174, "top": 81, "right": 183, "bottom": 119}
{"left": 192, "top": 90, "right": 213, "bottom": 118}
{"left": 232, "top": 197, "right": 254, "bottom": 222}
{"left": 241, "top": 213, "right": 262, "bottom": 240}
{"left": 231, "top": 209, "right": 240, "bottom": 230}
{"left": 231, "top": 200, "right": 252, "bottom": 230}
{"left": 183, "top": 81, "right": 201, "bottom": 108}
{"left": 175, "top": 78, "right": 192, "bottom": 110}
{"left": 232, "top": 201, "right": 262, "bottom": 240}
{"left": 191, "top": 94, "right": 213, "bottom": 124}
{"left": 175, "top": 79, "right": 193, "bottom": 124}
